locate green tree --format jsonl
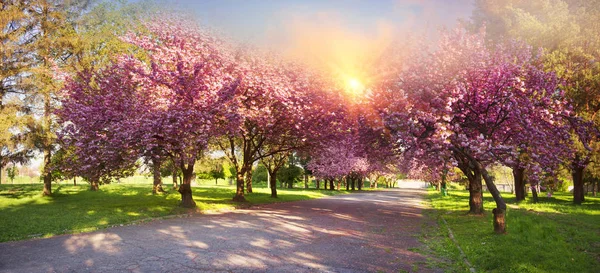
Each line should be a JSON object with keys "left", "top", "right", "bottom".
{"left": 6, "top": 164, "right": 18, "bottom": 183}
{"left": 0, "top": 1, "right": 38, "bottom": 184}
{"left": 223, "top": 160, "right": 236, "bottom": 185}
{"left": 278, "top": 157, "right": 303, "bottom": 189}
{"left": 252, "top": 164, "right": 268, "bottom": 184}
{"left": 195, "top": 157, "right": 227, "bottom": 185}
{"left": 159, "top": 158, "right": 181, "bottom": 189}
{"left": 23, "top": 0, "right": 91, "bottom": 196}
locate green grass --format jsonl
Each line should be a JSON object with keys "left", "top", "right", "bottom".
{"left": 0, "top": 183, "right": 348, "bottom": 242}
{"left": 423, "top": 189, "right": 600, "bottom": 273}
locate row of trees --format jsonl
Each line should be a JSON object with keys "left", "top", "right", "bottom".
{"left": 378, "top": 0, "right": 600, "bottom": 233}
{"left": 470, "top": 0, "right": 600, "bottom": 204}
{"left": 3, "top": 0, "right": 600, "bottom": 234}
{"left": 57, "top": 14, "right": 403, "bottom": 205}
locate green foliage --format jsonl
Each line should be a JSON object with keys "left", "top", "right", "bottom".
{"left": 396, "top": 173, "right": 407, "bottom": 180}
{"left": 195, "top": 172, "right": 211, "bottom": 180}
{"left": 0, "top": 2, "right": 38, "bottom": 181}
{"left": 277, "top": 164, "right": 303, "bottom": 187}
{"left": 195, "top": 156, "right": 227, "bottom": 182}
{"left": 252, "top": 164, "right": 268, "bottom": 183}
{"left": 6, "top": 165, "right": 18, "bottom": 183}
{"left": 209, "top": 168, "right": 225, "bottom": 180}
{"left": 159, "top": 158, "right": 179, "bottom": 178}
{"left": 72, "top": 0, "right": 161, "bottom": 71}
{"left": 222, "top": 160, "right": 234, "bottom": 178}
{"left": 425, "top": 189, "right": 600, "bottom": 272}
{"left": 49, "top": 146, "right": 78, "bottom": 181}
{"left": 0, "top": 183, "right": 349, "bottom": 242}
{"left": 445, "top": 182, "right": 463, "bottom": 191}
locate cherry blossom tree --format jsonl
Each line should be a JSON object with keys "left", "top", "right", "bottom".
{"left": 216, "top": 51, "right": 303, "bottom": 201}
{"left": 377, "top": 27, "right": 575, "bottom": 233}
{"left": 59, "top": 18, "right": 237, "bottom": 207}
{"left": 217, "top": 51, "right": 340, "bottom": 201}
{"left": 58, "top": 61, "right": 144, "bottom": 190}
{"left": 308, "top": 137, "right": 358, "bottom": 190}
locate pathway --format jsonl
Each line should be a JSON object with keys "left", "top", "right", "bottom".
{"left": 0, "top": 189, "right": 435, "bottom": 273}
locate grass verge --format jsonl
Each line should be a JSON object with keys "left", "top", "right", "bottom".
{"left": 422, "top": 189, "right": 600, "bottom": 273}
{"left": 0, "top": 183, "right": 348, "bottom": 242}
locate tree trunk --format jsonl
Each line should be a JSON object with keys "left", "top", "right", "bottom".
{"left": 90, "top": 179, "right": 99, "bottom": 191}
{"left": 172, "top": 166, "right": 178, "bottom": 189}
{"left": 269, "top": 169, "right": 278, "bottom": 198}
{"left": 152, "top": 157, "right": 165, "bottom": 194}
{"left": 572, "top": 166, "right": 585, "bottom": 204}
{"left": 324, "top": 179, "right": 328, "bottom": 189}
{"left": 456, "top": 153, "right": 483, "bottom": 214}
{"left": 492, "top": 208, "right": 506, "bottom": 234}
{"left": 43, "top": 174, "right": 52, "bottom": 196}
{"left": 468, "top": 167, "right": 484, "bottom": 214}
{"left": 345, "top": 177, "right": 350, "bottom": 190}
{"left": 330, "top": 179, "right": 335, "bottom": 191}
{"left": 42, "top": 148, "right": 52, "bottom": 196}
{"left": 73, "top": 177, "right": 76, "bottom": 186}
{"left": 316, "top": 179, "right": 320, "bottom": 189}
{"left": 246, "top": 167, "right": 253, "bottom": 193}
{"left": 531, "top": 185, "right": 539, "bottom": 203}
{"left": 478, "top": 163, "right": 507, "bottom": 234}
{"left": 304, "top": 174, "right": 309, "bottom": 189}
{"left": 357, "top": 177, "right": 362, "bottom": 190}
{"left": 593, "top": 180, "right": 597, "bottom": 197}
{"left": 41, "top": 92, "right": 53, "bottom": 196}
{"left": 215, "top": 178, "right": 218, "bottom": 185}
{"left": 178, "top": 167, "right": 196, "bottom": 208}
{"left": 441, "top": 169, "right": 447, "bottom": 195}
{"left": 233, "top": 165, "right": 247, "bottom": 202}
{"left": 512, "top": 167, "right": 526, "bottom": 202}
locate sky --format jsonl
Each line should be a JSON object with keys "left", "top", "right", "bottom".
{"left": 172, "top": 0, "right": 475, "bottom": 43}
{"left": 168, "top": 0, "right": 475, "bottom": 86}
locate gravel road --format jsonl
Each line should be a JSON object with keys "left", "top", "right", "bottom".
{"left": 0, "top": 188, "right": 436, "bottom": 273}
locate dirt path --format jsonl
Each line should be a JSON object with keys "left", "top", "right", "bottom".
{"left": 0, "top": 189, "right": 435, "bottom": 273}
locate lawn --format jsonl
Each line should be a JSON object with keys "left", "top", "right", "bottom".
{"left": 422, "top": 189, "right": 600, "bottom": 273}
{"left": 0, "top": 182, "right": 348, "bottom": 242}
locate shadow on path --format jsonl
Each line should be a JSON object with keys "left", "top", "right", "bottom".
{"left": 0, "top": 189, "right": 436, "bottom": 273}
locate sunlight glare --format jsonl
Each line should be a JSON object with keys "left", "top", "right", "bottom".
{"left": 348, "top": 78, "right": 362, "bottom": 90}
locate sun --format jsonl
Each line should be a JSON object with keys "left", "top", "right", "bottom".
{"left": 347, "top": 78, "right": 362, "bottom": 90}
{"left": 346, "top": 77, "right": 364, "bottom": 92}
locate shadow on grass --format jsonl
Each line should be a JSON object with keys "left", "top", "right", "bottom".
{"left": 0, "top": 183, "right": 349, "bottom": 243}
{"left": 424, "top": 189, "right": 600, "bottom": 273}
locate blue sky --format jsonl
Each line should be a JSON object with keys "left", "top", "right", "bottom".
{"left": 170, "top": 0, "right": 475, "bottom": 42}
